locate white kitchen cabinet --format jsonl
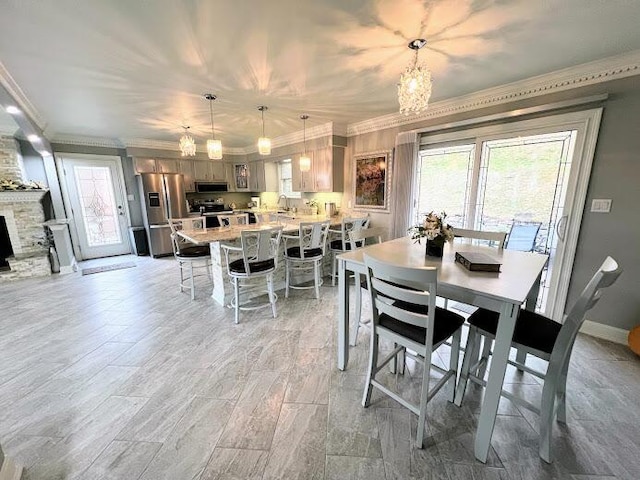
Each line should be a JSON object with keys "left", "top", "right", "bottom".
{"left": 156, "top": 159, "right": 178, "bottom": 173}
{"left": 178, "top": 160, "right": 196, "bottom": 191}
{"left": 133, "top": 158, "right": 157, "bottom": 173}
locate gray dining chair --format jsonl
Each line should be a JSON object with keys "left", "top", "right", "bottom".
{"left": 168, "top": 220, "right": 212, "bottom": 300}
{"left": 362, "top": 253, "right": 466, "bottom": 448}
{"left": 329, "top": 216, "right": 370, "bottom": 286}
{"left": 454, "top": 256, "right": 622, "bottom": 463}
{"left": 218, "top": 213, "right": 249, "bottom": 227}
{"left": 505, "top": 222, "right": 541, "bottom": 252}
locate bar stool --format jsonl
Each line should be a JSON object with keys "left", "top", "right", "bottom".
{"left": 221, "top": 226, "right": 283, "bottom": 324}
{"left": 218, "top": 213, "right": 249, "bottom": 227}
{"left": 168, "top": 220, "right": 212, "bottom": 300}
{"left": 283, "top": 220, "right": 330, "bottom": 299}
{"left": 329, "top": 216, "right": 370, "bottom": 286}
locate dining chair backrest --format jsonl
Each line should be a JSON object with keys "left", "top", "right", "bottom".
{"left": 549, "top": 256, "right": 622, "bottom": 367}
{"left": 453, "top": 228, "right": 507, "bottom": 249}
{"left": 337, "top": 216, "right": 370, "bottom": 250}
{"left": 253, "top": 212, "right": 267, "bottom": 224}
{"left": 218, "top": 213, "right": 249, "bottom": 227}
{"left": 296, "top": 220, "right": 331, "bottom": 258}
{"left": 348, "top": 226, "right": 385, "bottom": 250}
{"left": 505, "top": 222, "right": 541, "bottom": 252}
{"left": 364, "top": 253, "right": 438, "bottom": 337}
{"left": 235, "top": 226, "right": 283, "bottom": 273}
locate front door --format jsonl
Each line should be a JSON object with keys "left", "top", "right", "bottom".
{"left": 58, "top": 154, "right": 131, "bottom": 260}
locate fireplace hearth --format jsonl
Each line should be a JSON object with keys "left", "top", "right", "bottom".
{"left": 0, "top": 216, "right": 12, "bottom": 271}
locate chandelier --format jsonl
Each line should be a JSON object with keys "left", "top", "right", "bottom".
{"left": 204, "top": 93, "right": 222, "bottom": 160}
{"left": 257, "top": 105, "right": 271, "bottom": 155}
{"left": 299, "top": 114, "right": 311, "bottom": 172}
{"left": 179, "top": 126, "right": 196, "bottom": 157}
{"left": 398, "top": 39, "right": 432, "bottom": 115}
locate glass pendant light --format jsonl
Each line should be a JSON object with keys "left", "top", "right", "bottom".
{"left": 179, "top": 126, "right": 196, "bottom": 157}
{"left": 257, "top": 105, "right": 271, "bottom": 155}
{"left": 398, "top": 39, "right": 432, "bottom": 115}
{"left": 299, "top": 114, "right": 311, "bottom": 172}
{"left": 204, "top": 93, "right": 222, "bottom": 160}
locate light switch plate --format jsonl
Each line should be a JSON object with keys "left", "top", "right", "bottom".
{"left": 591, "top": 199, "right": 612, "bottom": 213}
{"left": 127, "top": 194, "right": 135, "bottom": 201}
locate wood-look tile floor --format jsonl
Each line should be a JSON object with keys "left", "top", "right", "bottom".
{"left": 1, "top": 255, "right": 639, "bottom": 480}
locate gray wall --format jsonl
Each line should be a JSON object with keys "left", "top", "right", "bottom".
{"left": 344, "top": 76, "right": 640, "bottom": 331}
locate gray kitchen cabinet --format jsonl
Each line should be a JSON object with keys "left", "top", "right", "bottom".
{"left": 249, "top": 160, "right": 266, "bottom": 192}
{"left": 156, "top": 159, "right": 178, "bottom": 173}
{"left": 194, "top": 160, "right": 227, "bottom": 181}
{"left": 178, "top": 160, "right": 196, "bottom": 191}
{"left": 193, "top": 161, "right": 210, "bottom": 180}
{"left": 292, "top": 152, "right": 314, "bottom": 192}
{"left": 224, "top": 163, "right": 236, "bottom": 192}
{"left": 290, "top": 147, "right": 344, "bottom": 192}
{"left": 133, "top": 158, "right": 157, "bottom": 173}
{"left": 233, "top": 163, "right": 250, "bottom": 191}
{"left": 263, "top": 161, "right": 278, "bottom": 192}
{"left": 211, "top": 162, "right": 226, "bottom": 180}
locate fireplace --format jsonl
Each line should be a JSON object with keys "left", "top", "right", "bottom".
{"left": 0, "top": 216, "right": 12, "bottom": 271}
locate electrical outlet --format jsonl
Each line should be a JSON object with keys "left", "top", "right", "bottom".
{"left": 590, "top": 199, "right": 612, "bottom": 213}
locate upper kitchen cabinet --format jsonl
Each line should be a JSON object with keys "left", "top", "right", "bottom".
{"left": 233, "top": 163, "right": 250, "bottom": 191}
{"left": 178, "top": 160, "right": 195, "bottom": 192}
{"left": 133, "top": 157, "right": 179, "bottom": 174}
{"left": 193, "top": 160, "right": 226, "bottom": 181}
{"left": 156, "top": 159, "right": 178, "bottom": 173}
{"left": 291, "top": 147, "right": 344, "bottom": 192}
{"left": 249, "top": 161, "right": 266, "bottom": 192}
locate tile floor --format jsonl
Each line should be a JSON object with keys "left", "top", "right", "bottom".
{"left": 0, "top": 255, "right": 639, "bottom": 480}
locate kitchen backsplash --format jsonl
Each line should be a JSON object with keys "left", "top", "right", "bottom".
{"left": 186, "top": 192, "right": 252, "bottom": 209}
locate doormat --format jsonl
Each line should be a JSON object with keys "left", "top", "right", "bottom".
{"left": 81, "top": 261, "right": 137, "bottom": 276}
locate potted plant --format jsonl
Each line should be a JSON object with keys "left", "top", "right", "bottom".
{"left": 307, "top": 199, "right": 319, "bottom": 215}
{"left": 408, "top": 211, "right": 454, "bottom": 257}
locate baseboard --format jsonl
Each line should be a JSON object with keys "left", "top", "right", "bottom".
{"left": 580, "top": 320, "right": 629, "bottom": 345}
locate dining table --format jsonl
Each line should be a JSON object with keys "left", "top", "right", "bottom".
{"left": 336, "top": 236, "right": 548, "bottom": 463}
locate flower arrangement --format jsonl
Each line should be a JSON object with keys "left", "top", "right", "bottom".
{"left": 409, "top": 211, "right": 454, "bottom": 243}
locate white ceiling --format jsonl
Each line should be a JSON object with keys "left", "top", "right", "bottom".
{"left": 1, "top": 0, "right": 639, "bottom": 149}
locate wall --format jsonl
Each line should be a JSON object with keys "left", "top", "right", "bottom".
{"left": 343, "top": 76, "right": 640, "bottom": 331}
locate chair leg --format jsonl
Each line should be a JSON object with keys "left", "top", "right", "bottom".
{"left": 362, "top": 327, "right": 379, "bottom": 408}
{"left": 189, "top": 262, "right": 195, "bottom": 300}
{"left": 515, "top": 348, "right": 527, "bottom": 372}
{"left": 448, "top": 329, "right": 461, "bottom": 402}
{"left": 351, "top": 279, "right": 362, "bottom": 347}
{"left": 285, "top": 260, "right": 290, "bottom": 298}
{"left": 539, "top": 374, "right": 558, "bottom": 463}
{"left": 178, "top": 261, "right": 185, "bottom": 293}
{"left": 267, "top": 274, "right": 277, "bottom": 318}
{"left": 454, "top": 327, "right": 479, "bottom": 406}
{"left": 314, "top": 260, "right": 320, "bottom": 299}
{"left": 233, "top": 277, "right": 240, "bottom": 325}
{"left": 416, "top": 343, "right": 434, "bottom": 448}
{"left": 556, "top": 355, "right": 571, "bottom": 424}
{"left": 331, "top": 252, "right": 337, "bottom": 286}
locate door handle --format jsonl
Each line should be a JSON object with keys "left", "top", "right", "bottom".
{"left": 556, "top": 215, "right": 568, "bottom": 241}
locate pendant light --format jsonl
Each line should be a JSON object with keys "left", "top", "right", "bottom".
{"left": 398, "top": 39, "right": 432, "bottom": 115}
{"left": 204, "top": 93, "right": 222, "bottom": 160}
{"left": 179, "top": 126, "right": 196, "bottom": 157}
{"left": 299, "top": 114, "right": 311, "bottom": 172}
{"left": 257, "top": 105, "right": 271, "bottom": 155}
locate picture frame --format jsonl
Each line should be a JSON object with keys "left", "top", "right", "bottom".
{"left": 353, "top": 150, "right": 392, "bottom": 212}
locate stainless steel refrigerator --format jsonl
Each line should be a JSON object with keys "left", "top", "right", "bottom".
{"left": 138, "top": 173, "right": 188, "bottom": 257}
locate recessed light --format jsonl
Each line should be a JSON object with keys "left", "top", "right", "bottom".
{"left": 6, "top": 106, "right": 20, "bottom": 114}
{"left": 27, "top": 134, "right": 40, "bottom": 142}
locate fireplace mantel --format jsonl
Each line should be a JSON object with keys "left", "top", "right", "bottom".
{"left": 0, "top": 190, "right": 48, "bottom": 203}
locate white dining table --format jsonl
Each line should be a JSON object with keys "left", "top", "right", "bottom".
{"left": 336, "top": 236, "right": 548, "bottom": 463}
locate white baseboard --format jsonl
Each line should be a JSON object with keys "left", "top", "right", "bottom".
{"left": 580, "top": 320, "right": 629, "bottom": 345}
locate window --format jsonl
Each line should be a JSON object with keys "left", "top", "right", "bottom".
{"left": 278, "top": 159, "right": 301, "bottom": 198}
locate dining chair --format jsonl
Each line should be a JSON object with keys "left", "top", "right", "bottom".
{"left": 362, "top": 253, "right": 466, "bottom": 448}
{"left": 168, "top": 220, "right": 212, "bottom": 300}
{"left": 505, "top": 222, "right": 542, "bottom": 252}
{"left": 346, "top": 227, "right": 385, "bottom": 346}
{"left": 329, "top": 216, "right": 370, "bottom": 286}
{"left": 221, "top": 226, "right": 283, "bottom": 324}
{"left": 218, "top": 213, "right": 249, "bottom": 227}
{"left": 454, "top": 256, "right": 622, "bottom": 463}
{"left": 283, "top": 220, "right": 330, "bottom": 299}
{"left": 453, "top": 227, "right": 507, "bottom": 248}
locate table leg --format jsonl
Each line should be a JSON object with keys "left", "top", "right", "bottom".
{"left": 474, "top": 301, "right": 518, "bottom": 462}
{"left": 337, "top": 258, "right": 350, "bottom": 370}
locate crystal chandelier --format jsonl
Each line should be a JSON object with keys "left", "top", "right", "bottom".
{"left": 398, "top": 39, "right": 432, "bottom": 115}
{"left": 179, "top": 126, "right": 196, "bottom": 157}
{"left": 204, "top": 93, "right": 222, "bottom": 160}
{"left": 257, "top": 106, "right": 271, "bottom": 156}
{"left": 299, "top": 114, "right": 311, "bottom": 172}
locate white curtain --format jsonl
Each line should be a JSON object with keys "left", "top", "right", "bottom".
{"left": 391, "top": 131, "right": 418, "bottom": 239}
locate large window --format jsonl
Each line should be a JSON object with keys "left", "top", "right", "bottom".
{"left": 278, "top": 159, "right": 301, "bottom": 198}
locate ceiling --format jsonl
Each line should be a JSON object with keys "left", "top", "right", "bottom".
{"left": 1, "top": 0, "right": 639, "bottom": 150}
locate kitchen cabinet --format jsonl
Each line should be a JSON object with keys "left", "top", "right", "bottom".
{"left": 225, "top": 163, "right": 236, "bottom": 192}
{"left": 133, "top": 158, "right": 158, "bottom": 173}
{"left": 156, "top": 159, "right": 178, "bottom": 173}
{"left": 233, "top": 163, "right": 250, "bottom": 191}
{"left": 193, "top": 160, "right": 226, "bottom": 181}
{"left": 178, "top": 160, "right": 195, "bottom": 192}
{"left": 249, "top": 161, "right": 266, "bottom": 191}
{"left": 291, "top": 147, "right": 344, "bottom": 192}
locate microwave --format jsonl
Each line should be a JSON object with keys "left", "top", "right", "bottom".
{"left": 195, "top": 181, "right": 229, "bottom": 193}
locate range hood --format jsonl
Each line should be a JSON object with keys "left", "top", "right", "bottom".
{"left": 195, "top": 181, "right": 228, "bottom": 193}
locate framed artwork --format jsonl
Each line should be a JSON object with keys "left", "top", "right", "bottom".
{"left": 353, "top": 150, "right": 392, "bottom": 212}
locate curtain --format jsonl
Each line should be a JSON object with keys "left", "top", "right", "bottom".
{"left": 391, "top": 131, "right": 418, "bottom": 239}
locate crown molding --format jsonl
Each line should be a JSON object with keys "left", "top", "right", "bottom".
{"left": 347, "top": 49, "right": 640, "bottom": 137}
{"left": 0, "top": 60, "right": 46, "bottom": 129}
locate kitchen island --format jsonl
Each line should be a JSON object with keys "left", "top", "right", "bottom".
{"left": 178, "top": 214, "right": 350, "bottom": 306}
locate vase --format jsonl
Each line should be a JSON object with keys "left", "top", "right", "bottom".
{"left": 425, "top": 236, "right": 446, "bottom": 258}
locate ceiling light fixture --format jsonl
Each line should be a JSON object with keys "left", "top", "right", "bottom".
{"left": 257, "top": 106, "right": 271, "bottom": 156}
{"left": 299, "top": 114, "right": 311, "bottom": 172}
{"left": 398, "top": 39, "right": 432, "bottom": 115}
{"left": 204, "top": 93, "right": 222, "bottom": 160}
{"left": 5, "top": 106, "right": 20, "bottom": 114}
{"left": 179, "top": 126, "right": 196, "bottom": 157}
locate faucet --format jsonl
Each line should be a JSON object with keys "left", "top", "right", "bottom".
{"left": 278, "top": 195, "right": 289, "bottom": 211}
